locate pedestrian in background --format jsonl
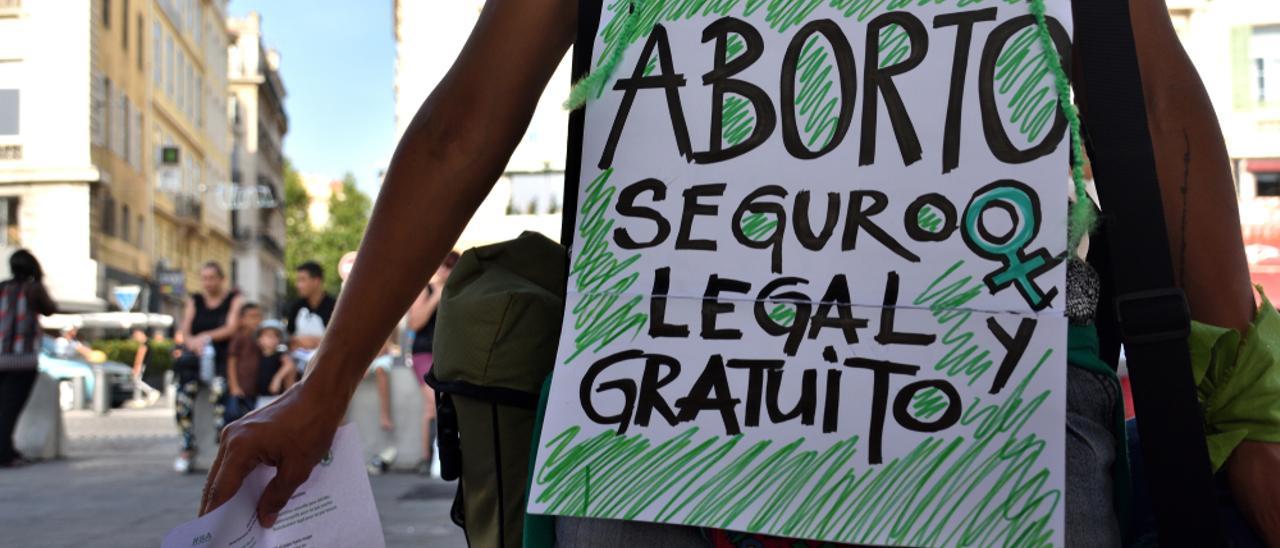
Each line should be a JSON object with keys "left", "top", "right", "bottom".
{"left": 0, "top": 250, "right": 57, "bottom": 468}
{"left": 285, "top": 261, "right": 335, "bottom": 374}
{"left": 54, "top": 326, "right": 93, "bottom": 361}
{"left": 173, "top": 261, "right": 243, "bottom": 474}
{"left": 407, "top": 250, "right": 458, "bottom": 476}
{"left": 225, "top": 303, "right": 263, "bottom": 423}
{"left": 129, "top": 327, "right": 161, "bottom": 406}
{"left": 253, "top": 320, "right": 295, "bottom": 408}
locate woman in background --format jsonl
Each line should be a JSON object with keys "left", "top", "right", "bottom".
{"left": 174, "top": 261, "right": 244, "bottom": 474}
{"left": 0, "top": 250, "right": 57, "bottom": 468}
{"left": 406, "top": 250, "right": 459, "bottom": 476}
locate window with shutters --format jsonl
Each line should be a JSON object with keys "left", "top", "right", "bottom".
{"left": 0, "top": 89, "right": 16, "bottom": 136}
{"left": 121, "top": 0, "right": 128, "bottom": 50}
{"left": 1259, "top": 173, "right": 1280, "bottom": 197}
{"left": 122, "top": 204, "right": 131, "bottom": 242}
{"left": 0, "top": 198, "right": 19, "bottom": 247}
{"left": 165, "top": 35, "right": 174, "bottom": 99}
{"left": 132, "top": 105, "right": 142, "bottom": 169}
{"left": 1239, "top": 26, "right": 1280, "bottom": 108}
{"left": 153, "top": 22, "right": 161, "bottom": 86}
{"left": 102, "top": 193, "right": 116, "bottom": 237}
{"left": 137, "top": 15, "right": 143, "bottom": 70}
{"left": 91, "top": 74, "right": 105, "bottom": 145}
{"left": 121, "top": 98, "right": 130, "bottom": 161}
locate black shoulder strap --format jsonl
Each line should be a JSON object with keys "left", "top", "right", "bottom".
{"left": 1073, "top": 1, "right": 1225, "bottom": 545}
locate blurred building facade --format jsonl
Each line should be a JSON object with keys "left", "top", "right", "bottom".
{"left": 0, "top": 0, "right": 280, "bottom": 321}
{"left": 1170, "top": 0, "right": 1280, "bottom": 293}
{"left": 148, "top": 0, "right": 234, "bottom": 318}
{"left": 392, "top": 0, "right": 566, "bottom": 251}
{"left": 227, "top": 11, "right": 286, "bottom": 316}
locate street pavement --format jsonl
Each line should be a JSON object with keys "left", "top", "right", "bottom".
{"left": 0, "top": 406, "right": 466, "bottom": 547}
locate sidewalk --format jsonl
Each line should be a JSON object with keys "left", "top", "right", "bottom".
{"left": 0, "top": 407, "right": 465, "bottom": 547}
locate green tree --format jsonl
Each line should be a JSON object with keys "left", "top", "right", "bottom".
{"left": 314, "top": 173, "right": 372, "bottom": 294}
{"left": 283, "top": 159, "right": 315, "bottom": 303}
{"left": 284, "top": 166, "right": 372, "bottom": 297}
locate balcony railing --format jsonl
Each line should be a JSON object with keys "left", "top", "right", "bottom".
{"left": 175, "top": 195, "right": 202, "bottom": 222}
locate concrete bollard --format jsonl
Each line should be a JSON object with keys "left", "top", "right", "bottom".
{"left": 71, "top": 376, "right": 87, "bottom": 411}
{"left": 91, "top": 365, "right": 110, "bottom": 416}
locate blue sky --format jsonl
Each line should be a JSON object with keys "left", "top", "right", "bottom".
{"left": 228, "top": 1, "right": 395, "bottom": 197}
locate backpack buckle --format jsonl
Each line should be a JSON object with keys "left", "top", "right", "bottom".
{"left": 1114, "top": 288, "right": 1191, "bottom": 345}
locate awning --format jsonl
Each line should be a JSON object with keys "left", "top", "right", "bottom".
{"left": 41, "top": 312, "right": 174, "bottom": 331}
{"left": 1246, "top": 159, "right": 1280, "bottom": 173}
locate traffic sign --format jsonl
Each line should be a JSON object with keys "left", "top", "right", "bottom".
{"left": 113, "top": 285, "right": 141, "bottom": 312}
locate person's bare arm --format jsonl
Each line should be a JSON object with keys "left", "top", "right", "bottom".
{"left": 180, "top": 298, "right": 199, "bottom": 351}
{"left": 200, "top": 0, "right": 577, "bottom": 526}
{"left": 227, "top": 355, "right": 244, "bottom": 398}
{"left": 407, "top": 285, "right": 442, "bottom": 331}
{"left": 1076, "top": 0, "right": 1254, "bottom": 331}
{"left": 1082, "top": 1, "right": 1272, "bottom": 542}
{"left": 133, "top": 344, "right": 147, "bottom": 378}
{"left": 1129, "top": 0, "right": 1255, "bottom": 332}
{"left": 375, "top": 368, "right": 393, "bottom": 431}
{"left": 269, "top": 358, "right": 294, "bottom": 395}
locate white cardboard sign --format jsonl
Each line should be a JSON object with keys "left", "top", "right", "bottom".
{"left": 531, "top": 2, "right": 1072, "bottom": 546}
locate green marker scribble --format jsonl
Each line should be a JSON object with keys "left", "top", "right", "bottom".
{"left": 722, "top": 96, "right": 757, "bottom": 146}
{"left": 913, "top": 261, "right": 996, "bottom": 386}
{"left": 916, "top": 204, "right": 942, "bottom": 234}
{"left": 794, "top": 35, "right": 841, "bottom": 149}
{"left": 877, "top": 23, "right": 910, "bottom": 67}
{"left": 599, "top": 0, "right": 1042, "bottom": 145}
{"left": 910, "top": 387, "right": 947, "bottom": 420}
{"left": 768, "top": 303, "right": 798, "bottom": 327}
{"left": 534, "top": 354, "right": 1060, "bottom": 545}
{"left": 726, "top": 32, "right": 746, "bottom": 62}
{"left": 991, "top": 26, "right": 1059, "bottom": 142}
{"left": 740, "top": 211, "right": 779, "bottom": 241}
{"left": 598, "top": 0, "right": 1026, "bottom": 75}
{"left": 568, "top": 169, "right": 648, "bottom": 363}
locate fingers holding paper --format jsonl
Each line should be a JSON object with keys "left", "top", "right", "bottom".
{"left": 199, "top": 383, "right": 343, "bottom": 528}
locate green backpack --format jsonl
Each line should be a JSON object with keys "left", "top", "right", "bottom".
{"left": 426, "top": 231, "right": 566, "bottom": 548}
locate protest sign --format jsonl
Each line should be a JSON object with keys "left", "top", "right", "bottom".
{"left": 530, "top": 1, "right": 1072, "bottom": 545}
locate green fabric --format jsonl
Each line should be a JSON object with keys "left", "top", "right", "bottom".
{"left": 523, "top": 375, "right": 556, "bottom": 548}
{"left": 1192, "top": 286, "right": 1280, "bottom": 472}
{"left": 1067, "top": 323, "right": 1131, "bottom": 536}
{"left": 432, "top": 232, "right": 568, "bottom": 548}
{"left": 434, "top": 231, "right": 567, "bottom": 394}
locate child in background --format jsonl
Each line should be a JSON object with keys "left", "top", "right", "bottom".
{"left": 225, "top": 304, "right": 263, "bottom": 423}
{"left": 255, "top": 321, "right": 296, "bottom": 408}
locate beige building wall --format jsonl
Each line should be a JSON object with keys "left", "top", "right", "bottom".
{"left": 149, "top": 0, "right": 234, "bottom": 317}
{"left": 0, "top": 0, "right": 149, "bottom": 311}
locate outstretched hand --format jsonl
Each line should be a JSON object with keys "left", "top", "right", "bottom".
{"left": 199, "top": 381, "right": 345, "bottom": 527}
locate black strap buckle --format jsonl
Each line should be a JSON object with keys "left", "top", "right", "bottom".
{"left": 1114, "top": 288, "right": 1191, "bottom": 345}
